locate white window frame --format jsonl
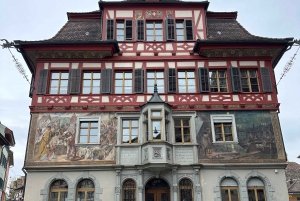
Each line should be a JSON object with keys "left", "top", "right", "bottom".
{"left": 75, "top": 117, "right": 101, "bottom": 145}
{"left": 210, "top": 114, "right": 238, "bottom": 144}
{"left": 172, "top": 112, "right": 197, "bottom": 144}
{"left": 116, "top": 113, "right": 141, "bottom": 145}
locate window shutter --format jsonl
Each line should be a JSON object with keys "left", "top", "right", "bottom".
{"left": 230, "top": 67, "right": 242, "bottom": 92}
{"left": 0, "top": 178, "right": 3, "bottom": 190}
{"left": 29, "top": 77, "right": 35, "bottom": 98}
{"left": 106, "top": 19, "right": 115, "bottom": 40}
{"left": 125, "top": 20, "right": 133, "bottom": 40}
{"left": 134, "top": 69, "right": 144, "bottom": 93}
{"left": 68, "top": 69, "right": 82, "bottom": 94}
{"left": 36, "top": 69, "right": 48, "bottom": 94}
{"left": 260, "top": 67, "right": 273, "bottom": 92}
{"left": 136, "top": 19, "right": 145, "bottom": 41}
{"left": 185, "top": 20, "right": 194, "bottom": 40}
{"left": 197, "top": 67, "right": 210, "bottom": 92}
{"left": 165, "top": 18, "right": 175, "bottom": 41}
{"left": 101, "top": 69, "right": 113, "bottom": 93}
{"left": 166, "top": 68, "right": 177, "bottom": 93}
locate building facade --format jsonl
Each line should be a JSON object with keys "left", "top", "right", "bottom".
{"left": 0, "top": 123, "right": 15, "bottom": 201}
{"left": 14, "top": 0, "right": 294, "bottom": 200}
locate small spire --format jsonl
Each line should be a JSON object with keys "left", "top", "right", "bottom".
{"left": 154, "top": 84, "right": 158, "bottom": 93}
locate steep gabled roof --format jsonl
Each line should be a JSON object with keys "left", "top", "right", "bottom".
{"left": 286, "top": 162, "right": 300, "bottom": 193}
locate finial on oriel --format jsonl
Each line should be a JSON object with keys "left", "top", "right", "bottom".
{"left": 154, "top": 84, "right": 158, "bottom": 93}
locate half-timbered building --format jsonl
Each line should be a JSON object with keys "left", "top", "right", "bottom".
{"left": 15, "top": 0, "right": 294, "bottom": 200}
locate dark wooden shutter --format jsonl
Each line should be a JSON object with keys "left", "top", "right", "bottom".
{"left": 166, "top": 68, "right": 177, "bottom": 93}
{"left": 36, "top": 69, "right": 48, "bottom": 94}
{"left": 165, "top": 18, "right": 175, "bottom": 41}
{"left": 125, "top": 20, "right": 133, "bottom": 40}
{"left": 106, "top": 19, "right": 115, "bottom": 40}
{"left": 260, "top": 67, "right": 273, "bottom": 92}
{"left": 230, "top": 67, "right": 242, "bottom": 92}
{"left": 197, "top": 67, "right": 210, "bottom": 92}
{"left": 29, "top": 77, "right": 35, "bottom": 98}
{"left": 185, "top": 20, "right": 193, "bottom": 40}
{"left": 68, "top": 69, "right": 82, "bottom": 94}
{"left": 136, "top": 19, "right": 145, "bottom": 41}
{"left": 134, "top": 69, "right": 144, "bottom": 93}
{"left": 101, "top": 69, "right": 113, "bottom": 93}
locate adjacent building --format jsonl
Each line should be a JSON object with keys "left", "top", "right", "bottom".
{"left": 0, "top": 123, "right": 15, "bottom": 201}
{"left": 13, "top": 0, "right": 294, "bottom": 200}
{"left": 286, "top": 162, "right": 300, "bottom": 201}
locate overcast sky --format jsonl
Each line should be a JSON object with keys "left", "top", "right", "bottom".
{"left": 0, "top": 0, "right": 299, "bottom": 180}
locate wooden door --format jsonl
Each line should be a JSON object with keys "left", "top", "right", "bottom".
{"left": 145, "top": 188, "right": 170, "bottom": 201}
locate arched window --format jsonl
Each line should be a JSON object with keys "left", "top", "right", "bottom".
{"left": 76, "top": 179, "right": 95, "bottom": 201}
{"left": 179, "top": 178, "right": 193, "bottom": 201}
{"left": 220, "top": 178, "right": 239, "bottom": 201}
{"left": 122, "top": 179, "right": 136, "bottom": 201}
{"left": 247, "top": 178, "right": 266, "bottom": 201}
{"left": 49, "top": 180, "right": 68, "bottom": 201}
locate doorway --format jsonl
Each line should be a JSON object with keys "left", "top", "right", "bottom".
{"left": 145, "top": 178, "right": 170, "bottom": 201}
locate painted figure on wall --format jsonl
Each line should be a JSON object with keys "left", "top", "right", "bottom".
{"left": 33, "top": 112, "right": 117, "bottom": 162}
{"left": 197, "top": 111, "right": 278, "bottom": 161}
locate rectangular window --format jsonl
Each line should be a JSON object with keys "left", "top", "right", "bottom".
{"left": 78, "top": 121, "right": 99, "bottom": 144}
{"left": 115, "top": 72, "right": 132, "bottom": 93}
{"left": 174, "top": 118, "right": 191, "bottom": 143}
{"left": 82, "top": 72, "right": 101, "bottom": 94}
{"left": 122, "top": 120, "right": 139, "bottom": 144}
{"left": 146, "top": 21, "right": 163, "bottom": 41}
{"left": 178, "top": 71, "right": 196, "bottom": 93}
{"left": 147, "top": 71, "right": 164, "bottom": 93}
{"left": 116, "top": 20, "right": 133, "bottom": 41}
{"left": 240, "top": 70, "right": 259, "bottom": 92}
{"left": 210, "top": 115, "right": 238, "bottom": 143}
{"left": 176, "top": 21, "right": 185, "bottom": 41}
{"left": 151, "top": 111, "right": 162, "bottom": 140}
{"left": 116, "top": 21, "right": 125, "bottom": 41}
{"left": 50, "top": 72, "right": 69, "bottom": 94}
{"left": 221, "top": 187, "right": 239, "bottom": 201}
{"left": 209, "top": 70, "right": 228, "bottom": 92}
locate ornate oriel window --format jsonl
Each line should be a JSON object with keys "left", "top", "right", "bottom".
{"left": 247, "top": 178, "right": 266, "bottom": 201}
{"left": 209, "top": 70, "right": 228, "bottom": 92}
{"left": 220, "top": 178, "right": 239, "bottom": 201}
{"left": 178, "top": 71, "right": 196, "bottom": 93}
{"left": 147, "top": 71, "right": 164, "bottom": 93}
{"left": 240, "top": 69, "right": 259, "bottom": 92}
{"left": 122, "top": 179, "right": 136, "bottom": 201}
{"left": 122, "top": 119, "right": 139, "bottom": 143}
{"left": 76, "top": 179, "right": 95, "bottom": 201}
{"left": 174, "top": 118, "right": 191, "bottom": 143}
{"left": 82, "top": 72, "right": 101, "bottom": 94}
{"left": 49, "top": 72, "right": 69, "bottom": 94}
{"left": 115, "top": 72, "right": 132, "bottom": 93}
{"left": 179, "top": 179, "right": 193, "bottom": 201}
{"left": 49, "top": 180, "right": 68, "bottom": 201}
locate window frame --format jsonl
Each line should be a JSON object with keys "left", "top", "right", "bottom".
{"left": 147, "top": 71, "right": 165, "bottom": 93}
{"left": 75, "top": 117, "right": 101, "bottom": 145}
{"left": 115, "top": 71, "right": 133, "bottom": 94}
{"left": 49, "top": 180, "right": 68, "bottom": 201}
{"left": 220, "top": 186, "right": 240, "bottom": 201}
{"left": 49, "top": 71, "right": 69, "bottom": 94}
{"left": 116, "top": 20, "right": 133, "bottom": 41}
{"left": 209, "top": 70, "right": 228, "bottom": 92}
{"left": 151, "top": 110, "right": 163, "bottom": 141}
{"left": 172, "top": 112, "right": 196, "bottom": 144}
{"left": 146, "top": 20, "right": 163, "bottom": 41}
{"left": 122, "top": 179, "right": 137, "bottom": 201}
{"left": 179, "top": 178, "right": 194, "bottom": 201}
{"left": 210, "top": 114, "right": 238, "bottom": 144}
{"left": 82, "top": 71, "right": 101, "bottom": 94}
{"left": 117, "top": 113, "right": 140, "bottom": 145}
{"left": 178, "top": 71, "right": 196, "bottom": 93}
{"left": 247, "top": 187, "right": 266, "bottom": 201}
{"left": 122, "top": 119, "right": 139, "bottom": 144}
{"left": 240, "top": 69, "right": 260, "bottom": 92}
{"left": 76, "top": 179, "right": 95, "bottom": 201}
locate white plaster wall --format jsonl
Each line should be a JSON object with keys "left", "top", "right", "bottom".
{"left": 200, "top": 168, "right": 289, "bottom": 201}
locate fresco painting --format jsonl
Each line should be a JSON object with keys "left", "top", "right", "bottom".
{"left": 34, "top": 112, "right": 117, "bottom": 162}
{"left": 196, "top": 111, "right": 277, "bottom": 160}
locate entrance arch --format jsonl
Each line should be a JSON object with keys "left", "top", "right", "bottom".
{"left": 145, "top": 178, "right": 170, "bottom": 201}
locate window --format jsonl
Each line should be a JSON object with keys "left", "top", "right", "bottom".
{"left": 49, "top": 180, "right": 68, "bottom": 201}
{"left": 122, "top": 179, "right": 136, "bottom": 201}
{"left": 221, "top": 178, "right": 239, "bottom": 201}
{"left": 147, "top": 71, "right": 164, "bottom": 93}
{"left": 115, "top": 72, "right": 132, "bottom": 93}
{"left": 247, "top": 178, "right": 266, "bottom": 201}
{"left": 210, "top": 115, "right": 238, "bottom": 143}
{"left": 82, "top": 72, "right": 101, "bottom": 94}
{"left": 116, "top": 20, "right": 133, "bottom": 41}
{"left": 76, "top": 118, "right": 100, "bottom": 144}
{"left": 50, "top": 72, "right": 69, "bottom": 94}
{"left": 209, "top": 70, "right": 228, "bottom": 92}
{"left": 146, "top": 21, "right": 163, "bottom": 41}
{"left": 174, "top": 118, "right": 191, "bottom": 143}
{"left": 76, "top": 179, "right": 95, "bottom": 201}
{"left": 179, "top": 179, "right": 193, "bottom": 201}
{"left": 240, "top": 70, "right": 259, "bottom": 92}
{"left": 151, "top": 111, "right": 162, "bottom": 140}
{"left": 122, "top": 120, "right": 139, "bottom": 144}
{"left": 176, "top": 20, "right": 193, "bottom": 41}
{"left": 178, "top": 71, "right": 196, "bottom": 93}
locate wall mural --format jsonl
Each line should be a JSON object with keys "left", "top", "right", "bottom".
{"left": 196, "top": 111, "right": 278, "bottom": 161}
{"left": 33, "top": 112, "right": 117, "bottom": 162}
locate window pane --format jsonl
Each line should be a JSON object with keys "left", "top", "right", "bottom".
{"left": 115, "top": 73, "right": 123, "bottom": 78}
{"left": 61, "top": 73, "right": 69, "bottom": 79}
{"left": 147, "top": 72, "right": 155, "bottom": 78}
{"left": 83, "top": 80, "right": 91, "bottom": 87}
{"left": 84, "top": 73, "right": 91, "bottom": 79}
{"left": 60, "top": 87, "right": 68, "bottom": 94}
{"left": 177, "top": 29, "right": 184, "bottom": 35}
{"left": 115, "top": 87, "right": 122, "bottom": 93}
{"left": 221, "top": 189, "right": 229, "bottom": 201}
{"left": 92, "top": 87, "right": 100, "bottom": 94}
{"left": 248, "top": 189, "right": 256, "bottom": 201}
{"left": 147, "top": 30, "right": 154, "bottom": 35}
{"left": 125, "top": 73, "right": 132, "bottom": 78}
{"left": 146, "top": 23, "right": 153, "bottom": 28}
{"left": 60, "top": 80, "right": 68, "bottom": 87}
{"left": 80, "top": 128, "right": 88, "bottom": 135}
{"left": 156, "top": 36, "right": 162, "bottom": 41}
{"left": 123, "top": 129, "right": 130, "bottom": 135}
{"left": 50, "top": 87, "right": 58, "bottom": 94}
{"left": 156, "top": 72, "right": 164, "bottom": 78}
{"left": 89, "top": 135, "right": 98, "bottom": 143}
{"left": 115, "top": 80, "right": 123, "bottom": 87}
{"left": 51, "top": 73, "right": 60, "bottom": 79}
{"left": 123, "top": 135, "right": 129, "bottom": 143}
{"left": 51, "top": 80, "right": 59, "bottom": 87}
{"left": 147, "top": 36, "right": 154, "bottom": 41}
{"left": 230, "top": 189, "right": 239, "bottom": 201}
{"left": 81, "top": 122, "right": 89, "bottom": 127}
{"left": 257, "top": 189, "right": 265, "bottom": 201}
{"left": 90, "top": 128, "right": 98, "bottom": 135}
{"left": 60, "top": 192, "right": 68, "bottom": 201}
{"left": 132, "top": 120, "right": 138, "bottom": 127}
{"left": 155, "top": 22, "right": 162, "bottom": 28}
{"left": 79, "top": 136, "right": 88, "bottom": 143}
